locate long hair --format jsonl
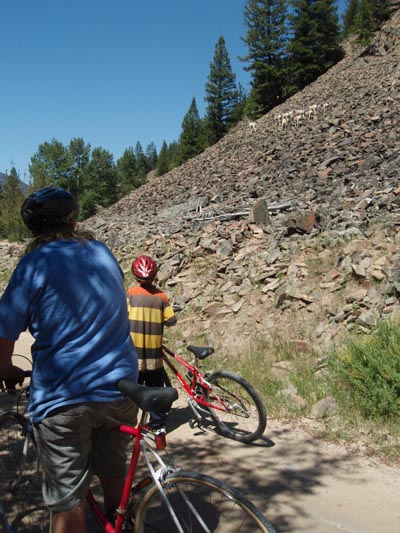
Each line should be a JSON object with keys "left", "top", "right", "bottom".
{"left": 24, "top": 216, "right": 96, "bottom": 255}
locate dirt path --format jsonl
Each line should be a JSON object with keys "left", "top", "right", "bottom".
{"left": 3, "top": 332, "right": 400, "bottom": 532}
{"left": 166, "top": 402, "right": 400, "bottom": 532}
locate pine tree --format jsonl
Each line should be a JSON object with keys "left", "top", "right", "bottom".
{"left": 145, "top": 142, "right": 158, "bottom": 170}
{"left": 204, "top": 36, "right": 240, "bottom": 145}
{"left": 179, "top": 98, "right": 205, "bottom": 164}
{"left": 156, "top": 141, "right": 170, "bottom": 176}
{"left": 167, "top": 141, "right": 181, "bottom": 170}
{"left": 86, "top": 148, "right": 118, "bottom": 208}
{"left": 356, "top": 0, "right": 390, "bottom": 42}
{"left": 134, "top": 142, "right": 148, "bottom": 180}
{"left": 229, "top": 82, "right": 249, "bottom": 125}
{"left": 116, "top": 147, "right": 140, "bottom": 197}
{"left": 341, "top": 0, "right": 389, "bottom": 42}
{"left": 240, "top": 0, "right": 288, "bottom": 116}
{"left": 78, "top": 189, "right": 98, "bottom": 220}
{"left": 315, "top": 0, "right": 343, "bottom": 67}
{"left": 357, "top": 0, "right": 375, "bottom": 41}
{"left": 342, "top": 0, "right": 359, "bottom": 36}
{"left": 0, "top": 167, "right": 27, "bottom": 240}
{"left": 371, "top": 0, "right": 390, "bottom": 25}
{"left": 287, "top": 0, "right": 342, "bottom": 94}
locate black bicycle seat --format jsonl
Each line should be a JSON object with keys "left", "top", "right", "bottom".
{"left": 117, "top": 379, "right": 178, "bottom": 412}
{"left": 187, "top": 345, "right": 215, "bottom": 360}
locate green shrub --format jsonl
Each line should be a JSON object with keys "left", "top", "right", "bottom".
{"left": 328, "top": 320, "right": 400, "bottom": 421}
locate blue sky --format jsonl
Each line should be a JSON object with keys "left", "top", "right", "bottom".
{"left": 0, "top": 0, "right": 345, "bottom": 180}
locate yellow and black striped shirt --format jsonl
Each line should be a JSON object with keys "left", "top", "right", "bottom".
{"left": 126, "top": 284, "right": 176, "bottom": 371}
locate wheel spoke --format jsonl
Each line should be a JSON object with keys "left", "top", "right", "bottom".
{"left": 205, "top": 371, "right": 266, "bottom": 443}
{"left": 135, "top": 471, "right": 275, "bottom": 532}
{"left": 0, "top": 413, "right": 47, "bottom": 532}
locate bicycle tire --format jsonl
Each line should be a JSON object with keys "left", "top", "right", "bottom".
{"left": 0, "top": 412, "right": 48, "bottom": 532}
{"left": 133, "top": 470, "right": 275, "bottom": 532}
{"left": 205, "top": 370, "right": 267, "bottom": 443}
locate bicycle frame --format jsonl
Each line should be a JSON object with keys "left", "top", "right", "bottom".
{"left": 162, "top": 345, "right": 231, "bottom": 417}
{"left": 87, "top": 423, "right": 142, "bottom": 533}
{"left": 86, "top": 415, "right": 188, "bottom": 533}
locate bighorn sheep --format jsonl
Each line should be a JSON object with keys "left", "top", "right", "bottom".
{"left": 246, "top": 116, "right": 257, "bottom": 131}
{"left": 308, "top": 103, "right": 318, "bottom": 119}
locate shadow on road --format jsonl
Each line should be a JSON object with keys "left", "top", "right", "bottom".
{"left": 1, "top": 386, "right": 363, "bottom": 533}
{"left": 166, "top": 406, "right": 356, "bottom": 532}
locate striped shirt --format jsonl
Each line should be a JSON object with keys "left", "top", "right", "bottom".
{"left": 126, "top": 284, "right": 176, "bottom": 371}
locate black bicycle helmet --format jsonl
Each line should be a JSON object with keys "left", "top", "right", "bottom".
{"left": 21, "top": 187, "right": 78, "bottom": 235}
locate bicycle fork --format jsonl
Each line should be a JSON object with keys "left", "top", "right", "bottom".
{"left": 141, "top": 441, "right": 211, "bottom": 533}
{"left": 11, "top": 425, "right": 34, "bottom": 491}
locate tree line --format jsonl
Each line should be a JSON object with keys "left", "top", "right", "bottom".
{"left": 0, "top": 0, "right": 391, "bottom": 241}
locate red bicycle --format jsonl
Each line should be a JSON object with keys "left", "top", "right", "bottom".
{"left": 0, "top": 375, "right": 275, "bottom": 532}
{"left": 162, "top": 344, "right": 267, "bottom": 444}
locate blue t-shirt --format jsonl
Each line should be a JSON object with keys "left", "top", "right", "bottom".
{"left": 0, "top": 239, "right": 138, "bottom": 422}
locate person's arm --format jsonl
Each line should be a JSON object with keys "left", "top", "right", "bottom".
{"left": 165, "top": 316, "right": 177, "bottom": 327}
{"left": 0, "top": 337, "right": 25, "bottom": 381}
{"left": 164, "top": 297, "right": 177, "bottom": 327}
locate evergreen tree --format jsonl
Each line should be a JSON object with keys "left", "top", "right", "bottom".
{"left": 287, "top": 0, "right": 342, "bottom": 94}
{"left": 240, "top": 0, "right": 288, "bottom": 116}
{"left": 116, "top": 147, "right": 143, "bottom": 197}
{"left": 156, "top": 141, "right": 170, "bottom": 176}
{"left": 342, "top": 0, "right": 389, "bottom": 40}
{"left": 356, "top": 0, "right": 375, "bottom": 41}
{"left": 315, "top": 0, "right": 343, "bottom": 66}
{"left": 371, "top": 0, "right": 390, "bottom": 25}
{"left": 179, "top": 98, "right": 205, "bottom": 164}
{"left": 86, "top": 147, "right": 118, "bottom": 208}
{"left": 342, "top": 0, "right": 359, "bottom": 36}
{"left": 134, "top": 142, "right": 148, "bottom": 180}
{"left": 356, "top": 0, "right": 390, "bottom": 42}
{"left": 229, "top": 82, "right": 249, "bottom": 125}
{"left": 167, "top": 141, "right": 181, "bottom": 171}
{"left": 78, "top": 190, "right": 98, "bottom": 220}
{"left": 145, "top": 143, "right": 158, "bottom": 170}
{"left": 0, "top": 168, "right": 27, "bottom": 240}
{"left": 204, "top": 36, "right": 240, "bottom": 145}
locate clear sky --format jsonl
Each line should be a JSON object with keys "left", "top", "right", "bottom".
{"left": 0, "top": 0, "right": 346, "bottom": 180}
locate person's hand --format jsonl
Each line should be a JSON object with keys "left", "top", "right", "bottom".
{"left": 0, "top": 366, "right": 26, "bottom": 392}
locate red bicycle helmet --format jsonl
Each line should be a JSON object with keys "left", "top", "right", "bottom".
{"left": 132, "top": 255, "right": 158, "bottom": 283}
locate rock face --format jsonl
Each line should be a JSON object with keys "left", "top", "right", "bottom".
{"left": 2, "top": 8, "right": 400, "bottom": 359}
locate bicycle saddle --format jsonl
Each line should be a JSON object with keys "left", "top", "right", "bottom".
{"left": 117, "top": 379, "right": 178, "bottom": 412}
{"left": 187, "top": 345, "right": 215, "bottom": 360}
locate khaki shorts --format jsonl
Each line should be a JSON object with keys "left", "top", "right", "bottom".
{"left": 33, "top": 399, "right": 137, "bottom": 513}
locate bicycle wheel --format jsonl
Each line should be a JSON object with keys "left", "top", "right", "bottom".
{"left": 134, "top": 470, "right": 275, "bottom": 532}
{"left": 205, "top": 370, "right": 267, "bottom": 443}
{"left": 0, "top": 412, "right": 48, "bottom": 532}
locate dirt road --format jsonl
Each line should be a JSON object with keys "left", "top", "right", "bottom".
{"left": 4, "top": 332, "right": 400, "bottom": 532}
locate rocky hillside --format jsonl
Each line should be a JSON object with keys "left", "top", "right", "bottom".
{"left": 2, "top": 7, "right": 400, "bottom": 359}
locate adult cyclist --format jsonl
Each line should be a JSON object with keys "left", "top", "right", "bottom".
{"left": 0, "top": 187, "right": 138, "bottom": 533}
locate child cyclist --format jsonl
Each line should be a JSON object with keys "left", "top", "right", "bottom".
{"left": 126, "top": 255, "right": 177, "bottom": 432}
